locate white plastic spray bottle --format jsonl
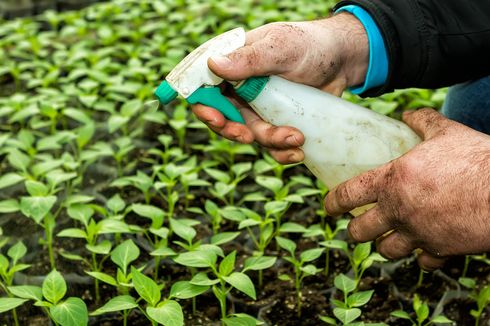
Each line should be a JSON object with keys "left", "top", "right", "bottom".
{"left": 154, "top": 28, "right": 421, "bottom": 212}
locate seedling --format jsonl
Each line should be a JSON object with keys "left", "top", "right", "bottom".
{"left": 175, "top": 249, "right": 275, "bottom": 324}
{"left": 459, "top": 277, "right": 490, "bottom": 326}
{"left": 320, "top": 273, "right": 381, "bottom": 326}
{"left": 8, "top": 269, "right": 88, "bottom": 326}
{"left": 305, "top": 218, "right": 349, "bottom": 277}
{"left": 57, "top": 203, "right": 132, "bottom": 302}
{"left": 276, "top": 236, "right": 323, "bottom": 317}
{"left": 0, "top": 241, "right": 30, "bottom": 326}
{"left": 391, "top": 294, "right": 453, "bottom": 325}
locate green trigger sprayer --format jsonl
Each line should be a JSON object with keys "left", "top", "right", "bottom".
{"left": 154, "top": 28, "right": 421, "bottom": 215}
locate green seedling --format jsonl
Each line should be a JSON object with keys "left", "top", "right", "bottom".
{"left": 305, "top": 218, "right": 349, "bottom": 277}
{"left": 19, "top": 180, "right": 59, "bottom": 269}
{"left": 205, "top": 162, "right": 253, "bottom": 206}
{"left": 175, "top": 248, "right": 275, "bottom": 324}
{"left": 194, "top": 138, "right": 257, "bottom": 169}
{"left": 321, "top": 241, "right": 386, "bottom": 285}
{"left": 276, "top": 236, "right": 323, "bottom": 317}
{"left": 391, "top": 294, "right": 453, "bottom": 326}
{"left": 0, "top": 241, "right": 30, "bottom": 326}
{"left": 459, "top": 277, "right": 490, "bottom": 326}
{"left": 111, "top": 171, "right": 154, "bottom": 204}
{"left": 320, "top": 273, "right": 386, "bottom": 326}
{"left": 92, "top": 266, "right": 206, "bottom": 326}
{"left": 7, "top": 269, "right": 88, "bottom": 326}
{"left": 57, "top": 203, "right": 132, "bottom": 302}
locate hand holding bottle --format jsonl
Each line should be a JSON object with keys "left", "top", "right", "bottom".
{"left": 191, "top": 13, "right": 369, "bottom": 163}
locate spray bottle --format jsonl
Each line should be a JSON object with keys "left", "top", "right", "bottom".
{"left": 154, "top": 28, "right": 421, "bottom": 213}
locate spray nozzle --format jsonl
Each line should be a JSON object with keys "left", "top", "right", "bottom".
{"left": 155, "top": 28, "right": 247, "bottom": 123}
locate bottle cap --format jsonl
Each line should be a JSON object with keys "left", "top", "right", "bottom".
{"left": 155, "top": 80, "right": 178, "bottom": 104}
{"left": 235, "top": 76, "right": 269, "bottom": 102}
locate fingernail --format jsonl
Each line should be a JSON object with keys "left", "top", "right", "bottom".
{"left": 286, "top": 134, "right": 299, "bottom": 146}
{"left": 289, "top": 151, "right": 303, "bottom": 162}
{"left": 210, "top": 56, "right": 232, "bottom": 69}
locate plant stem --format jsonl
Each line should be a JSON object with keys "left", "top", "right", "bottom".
{"left": 258, "top": 269, "right": 263, "bottom": 289}
{"left": 153, "top": 256, "right": 160, "bottom": 280}
{"left": 12, "top": 307, "right": 19, "bottom": 326}
{"left": 45, "top": 219, "right": 56, "bottom": 269}
{"left": 416, "top": 269, "right": 425, "bottom": 288}
{"left": 462, "top": 255, "right": 470, "bottom": 278}
{"left": 324, "top": 250, "right": 330, "bottom": 277}
{"left": 295, "top": 266, "right": 302, "bottom": 318}
{"left": 92, "top": 253, "right": 100, "bottom": 303}
{"left": 123, "top": 310, "right": 128, "bottom": 326}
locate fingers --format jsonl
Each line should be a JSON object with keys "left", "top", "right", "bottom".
{"left": 241, "top": 108, "right": 304, "bottom": 149}
{"left": 416, "top": 251, "right": 447, "bottom": 271}
{"left": 376, "top": 231, "right": 415, "bottom": 260}
{"left": 192, "top": 105, "right": 305, "bottom": 160}
{"left": 402, "top": 108, "right": 452, "bottom": 140}
{"left": 192, "top": 104, "right": 254, "bottom": 143}
{"left": 268, "top": 148, "right": 304, "bottom": 164}
{"left": 347, "top": 205, "right": 393, "bottom": 242}
{"left": 324, "top": 164, "right": 389, "bottom": 216}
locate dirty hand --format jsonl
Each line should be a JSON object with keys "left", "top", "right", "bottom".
{"left": 192, "top": 13, "right": 368, "bottom": 164}
{"left": 325, "top": 108, "right": 490, "bottom": 270}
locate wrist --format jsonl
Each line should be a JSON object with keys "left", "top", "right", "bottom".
{"left": 326, "top": 13, "right": 369, "bottom": 87}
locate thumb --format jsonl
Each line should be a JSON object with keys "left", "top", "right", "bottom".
{"left": 208, "top": 41, "right": 287, "bottom": 81}
{"left": 402, "top": 108, "right": 451, "bottom": 140}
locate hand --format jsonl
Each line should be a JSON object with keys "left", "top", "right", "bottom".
{"left": 324, "top": 108, "right": 490, "bottom": 270}
{"left": 192, "top": 13, "right": 369, "bottom": 163}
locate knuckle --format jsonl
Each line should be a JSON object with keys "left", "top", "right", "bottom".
{"left": 347, "top": 221, "right": 364, "bottom": 242}
{"left": 336, "top": 185, "right": 354, "bottom": 208}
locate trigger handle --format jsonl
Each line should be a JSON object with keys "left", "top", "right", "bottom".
{"left": 187, "top": 87, "right": 245, "bottom": 124}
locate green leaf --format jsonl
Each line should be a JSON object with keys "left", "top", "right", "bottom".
{"left": 210, "top": 232, "right": 240, "bottom": 246}
{"left": 151, "top": 247, "right": 177, "bottom": 257}
{"left": 390, "top": 310, "right": 412, "bottom": 320}
{"left": 7, "top": 285, "right": 43, "bottom": 301}
{"left": 334, "top": 274, "right": 356, "bottom": 295}
{"left": 131, "top": 267, "right": 161, "bottom": 307}
{"left": 189, "top": 272, "right": 220, "bottom": 286}
{"left": 20, "top": 196, "right": 57, "bottom": 224}
{"left": 50, "top": 297, "right": 88, "bottom": 326}
{"left": 106, "top": 194, "right": 125, "bottom": 213}
{"left": 255, "top": 176, "right": 283, "bottom": 194}
{"left": 278, "top": 274, "right": 291, "bottom": 281}
{"left": 333, "top": 307, "right": 361, "bottom": 324}
{"left": 279, "top": 222, "right": 306, "bottom": 233}
{"left": 224, "top": 272, "right": 256, "bottom": 300}
{"left": 243, "top": 256, "right": 277, "bottom": 272}
{"left": 170, "top": 218, "right": 196, "bottom": 243}
{"left": 347, "top": 290, "right": 374, "bottom": 307}
{"left": 0, "top": 199, "right": 19, "bottom": 213}
{"left": 353, "top": 242, "right": 371, "bottom": 265}
{"left": 319, "top": 240, "right": 348, "bottom": 252}
{"left": 219, "top": 251, "right": 236, "bottom": 276}
{"left": 57, "top": 228, "right": 87, "bottom": 239}
{"left": 0, "top": 297, "right": 28, "bottom": 313}
{"left": 97, "top": 219, "right": 132, "bottom": 234}
{"left": 458, "top": 277, "right": 476, "bottom": 289}
{"left": 301, "top": 264, "right": 320, "bottom": 276}
{"left": 25, "top": 180, "right": 49, "bottom": 196}
{"left": 110, "top": 239, "right": 140, "bottom": 275}
{"left": 275, "top": 236, "right": 296, "bottom": 255}
{"left": 7, "top": 241, "right": 27, "bottom": 263}
{"left": 85, "top": 271, "right": 117, "bottom": 286}
{"left": 300, "top": 248, "right": 324, "bottom": 263}
{"left": 147, "top": 300, "right": 184, "bottom": 326}
{"left": 319, "top": 316, "right": 337, "bottom": 325}
{"left": 91, "top": 295, "right": 138, "bottom": 315}
{"left": 169, "top": 281, "right": 209, "bottom": 299}
{"left": 174, "top": 250, "right": 217, "bottom": 268}
{"left": 42, "top": 269, "right": 67, "bottom": 305}
{"left": 85, "top": 240, "right": 112, "bottom": 255}
{"left": 222, "top": 313, "right": 260, "bottom": 326}
{"left": 431, "top": 315, "right": 453, "bottom": 324}
{"left": 67, "top": 204, "right": 94, "bottom": 226}
{"left": 0, "top": 173, "right": 24, "bottom": 190}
